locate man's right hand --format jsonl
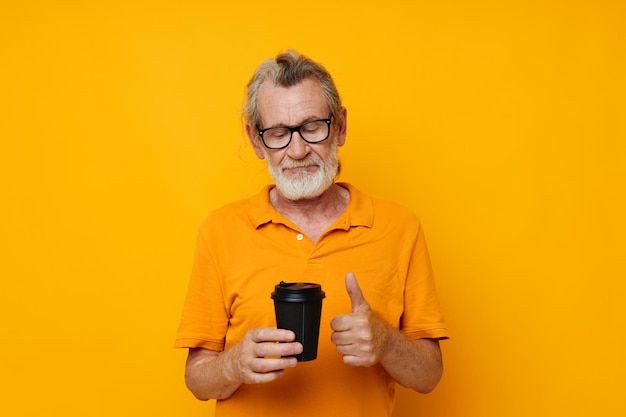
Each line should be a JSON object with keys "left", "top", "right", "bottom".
{"left": 185, "top": 328, "right": 302, "bottom": 400}
{"left": 229, "top": 328, "right": 303, "bottom": 384}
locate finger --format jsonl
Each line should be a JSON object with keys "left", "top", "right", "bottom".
{"left": 250, "top": 357, "right": 299, "bottom": 374}
{"left": 243, "top": 358, "right": 297, "bottom": 384}
{"left": 254, "top": 341, "right": 303, "bottom": 358}
{"left": 341, "top": 354, "right": 372, "bottom": 368}
{"left": 330, "top": 314, "right": 351, "bottom": 332}
{"left": 331, "top": 328, "right": 353, "bottom": 346}
{"left": 345, "top": 272, "right": 369, "bottom": 313}
{"left": 250, "top": 328, "right": 296, "bottom": 343}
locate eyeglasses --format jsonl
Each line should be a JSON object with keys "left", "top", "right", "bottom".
{"left": 257, "top": 117, "right": 332, "bottom": 150}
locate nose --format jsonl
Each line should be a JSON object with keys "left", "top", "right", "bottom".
{"left": 285, "top": 131, "right": 310, "bottom": 159}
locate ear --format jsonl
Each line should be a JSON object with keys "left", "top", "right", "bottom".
{"left": 246, "top": 124, "right": 266, "bottom": 159}
{"left": 335, "top": 107, "right": 348, "bottom": 147}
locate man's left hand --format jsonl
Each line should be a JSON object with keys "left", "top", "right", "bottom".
{"left": 330, "top": 272, "right": 392, "bottom": 367}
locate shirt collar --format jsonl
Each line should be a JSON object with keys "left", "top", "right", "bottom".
{"left": 248, "top": 182, "right": 374, "bottom": 230}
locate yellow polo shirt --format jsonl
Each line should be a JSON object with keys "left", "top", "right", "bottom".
{"left": 175, "top": 183, "right": 449, "bottom": 417}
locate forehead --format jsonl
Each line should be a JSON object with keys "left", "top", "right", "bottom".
{"left": 257, "top": 78, "right": 328, "bottom": 126}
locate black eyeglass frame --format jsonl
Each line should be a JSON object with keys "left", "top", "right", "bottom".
{"left": 257, "top": 117, "right": 333, "bottom": 150}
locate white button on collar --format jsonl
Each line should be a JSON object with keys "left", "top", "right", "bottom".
{"left": 296, "top": 233, "right": 304, "bottom": 241}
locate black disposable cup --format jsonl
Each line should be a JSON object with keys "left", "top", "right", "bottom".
{"left": 271, "top": 281, "right": 326, "bottom": 362}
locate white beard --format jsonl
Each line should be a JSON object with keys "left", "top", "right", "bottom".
{"left": 266, "top": 142, "right": 339, "bottom": 201}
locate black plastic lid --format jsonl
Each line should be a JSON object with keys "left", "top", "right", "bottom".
{"left": 271, "top": 281, "right": 326, "bottom": 302}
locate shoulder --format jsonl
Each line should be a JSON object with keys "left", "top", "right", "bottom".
{"left": 371, "top": 195, "right": 423, "bottom": 239}
{"left": 343, "top": 182, "right": 422, "bottom": 228}
{"left": 201, "top": 198, "right": 248, "bottom": 225}
{"left": 372, "top": 194, "right": 418, "bottom": 219}
{"left": 198, "top": 187, "right": 271, "bottom": 235}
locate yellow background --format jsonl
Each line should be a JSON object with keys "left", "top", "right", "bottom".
{"left": 1, "top": 1, "right": 624, "bottom": 416}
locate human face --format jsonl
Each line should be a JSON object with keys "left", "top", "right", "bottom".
{"left": 247, "top": 78, "right": 347, "bottom": 201}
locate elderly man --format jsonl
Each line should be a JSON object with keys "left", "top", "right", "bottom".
{"left": 175, "top": 50, "right": 449, "bottom": 417}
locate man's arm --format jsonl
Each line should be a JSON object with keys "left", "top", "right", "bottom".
{"left": 330, "top": 272, "right": 443, "bottom": 393}
{"left": 184, "top": 328, "right": 303, "bottom": 400}
{"left": 376, "top": 329, "right": 442, "bottom": 393}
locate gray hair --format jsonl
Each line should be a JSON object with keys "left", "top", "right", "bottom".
{"left": 243, "top": 50, "right": 342, "bottom": 131}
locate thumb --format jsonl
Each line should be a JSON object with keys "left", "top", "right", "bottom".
{"left": 345, "top": 272, "right": 369, "bottom": 313}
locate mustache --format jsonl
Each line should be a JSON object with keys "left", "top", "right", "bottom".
{"left": 280, "top": 156, "right": 322, "bottom": 171}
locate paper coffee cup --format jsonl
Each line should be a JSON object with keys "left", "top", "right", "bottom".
{"left": 271, "top": 281, "right": 326, "bottom": 361}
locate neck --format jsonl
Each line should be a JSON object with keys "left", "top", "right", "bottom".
{"left": 270, "top": 183, "right": 350, "bottom": 223}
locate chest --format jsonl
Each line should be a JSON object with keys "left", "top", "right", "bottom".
{"left": 218, "top": 225, "right": 412, "bottom": 347}
{"left": 292, "top": 217, "right": 329, "bottom": 243}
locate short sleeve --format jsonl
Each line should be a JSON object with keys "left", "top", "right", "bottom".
{"left": 400, "top": 222, "right": 449, "bottom": 340}
{"left": 174, "top": 219, "right": 230, "bottom": 351}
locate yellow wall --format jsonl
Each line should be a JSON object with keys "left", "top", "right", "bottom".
{"left": 1, "top": 1, "right": 624, "bottom": 416}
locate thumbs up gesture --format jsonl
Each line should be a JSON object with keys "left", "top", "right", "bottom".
{"left": 330, "top": 272, "right": 392, "bottom": 367}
